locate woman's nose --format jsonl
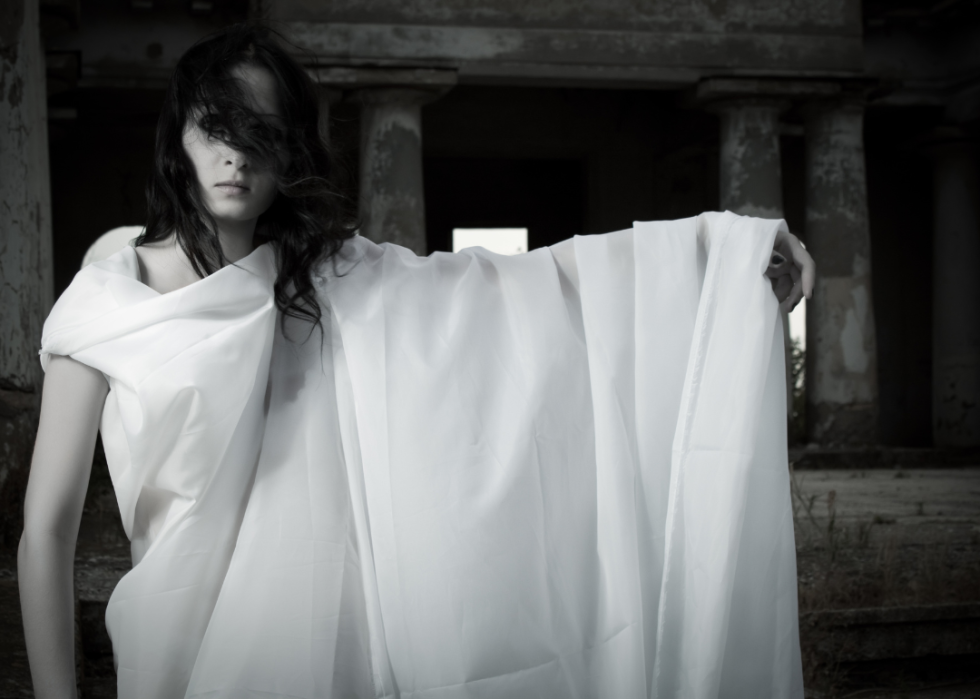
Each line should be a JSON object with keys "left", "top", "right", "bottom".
{"left": 219, "top": 144, "right": 249, "bottom": 169}
{"left": 225, "top": 152, "right": 249, "bottom": 169}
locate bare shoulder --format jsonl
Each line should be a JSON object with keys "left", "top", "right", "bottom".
{"left": 44, "top": 354, "right": 109, "bottom": 402}
{"left": 133, "top": 237, "right": 202, "bottom": 294}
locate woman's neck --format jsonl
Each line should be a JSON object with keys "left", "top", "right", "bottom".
{"left": 216, "top": 218, "right": 257, "bottom": 264}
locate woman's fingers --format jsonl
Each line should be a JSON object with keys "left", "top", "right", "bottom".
{"left": 771, "top": 272, "right": 793, "bottom": 302}
{"left": 790, "top": 262, "right": 801, "bottom": 284}
{"left": 780, "top": 232, "right": 815, "bottom": 300}
{"left": 781, "top": 264, "right": 804, "bottom": 313}
{"left": 765, "top": 253, "right": 791, "bottom": 279}
{"left": 766, "top": 228, "right": 817, "bottom": 312}
{"left": 771, "top": 229, "right": 816, "bottom": 311}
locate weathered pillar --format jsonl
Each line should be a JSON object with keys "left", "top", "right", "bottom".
{"left": 0, "top": 0, "right": 55, "bottom": 544}
{"left": 356, "top": 88, "right": 437, "bottom": 256}
{"left": 928, "top": 129, "right": 980, "bottom": 446}
{"left": 804, "top": 99, "right": 878, "bottom": 445}
{"left": 714, "top": 98, "right": 794, "bottom": 419}
{"left": 716, "top": 99, "right": 787, "bottom": 218}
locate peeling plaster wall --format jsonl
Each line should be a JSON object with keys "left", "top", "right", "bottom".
{"left": 0, "top": 0, "right": 54, "bottom": 546}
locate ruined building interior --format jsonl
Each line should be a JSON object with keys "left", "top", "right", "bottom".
{"left": 1, "top": 0, "right": 979, "bottom": 695}
{"left": 27, "top": 0, "right": 980, "bottom": 450}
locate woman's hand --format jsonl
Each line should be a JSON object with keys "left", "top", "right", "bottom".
{"left": 765, "top": 229, "right": 814, "bottom": 314}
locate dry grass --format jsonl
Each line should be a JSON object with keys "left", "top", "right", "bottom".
{"left": 791, "top": 470, "right": 980, "bottom": 613}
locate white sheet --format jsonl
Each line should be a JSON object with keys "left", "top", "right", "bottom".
{"left": 41, "top": 212, "right": 803, "bottom": 698}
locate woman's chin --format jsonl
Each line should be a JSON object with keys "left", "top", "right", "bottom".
{"left": 209, "top": 206, "right": 264, "bottom": 227}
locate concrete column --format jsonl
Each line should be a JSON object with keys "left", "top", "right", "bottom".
{"left": 928, "top": 130, "right": 980, "bottom": 446}
{"left": 0, "top": 0, "right": 54, "bottom": 544}
{"left": 716, "top": 99, "right": 786, "bottom": 218}
{"left": 356, "top": 88, "right": 436, "bottom": 256}
{"left": 715, "top": 99, "right": 795, "bottom": 422}
{"left": 804, "top": 100, "right": 878, "bottom": 445}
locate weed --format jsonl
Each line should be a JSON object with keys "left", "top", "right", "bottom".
{"left": 912, "top": 538, "right": 951, "bottom": 604}
{"left": 790, "top": 338, "right": 806, "bottom": 445}
{"left": 855, "top": 521, "right": 872, "bottom": 548}
{"left": 875, "top": 529, "right": 902, "bottom": 604}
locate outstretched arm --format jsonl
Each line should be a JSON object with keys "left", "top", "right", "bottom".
{"left": 18, "top": 355, "right": 108, "bottom": 699}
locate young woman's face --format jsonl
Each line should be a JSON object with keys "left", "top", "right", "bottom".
{"left": 182, "top": 65, "right": 282, "bottom": 227}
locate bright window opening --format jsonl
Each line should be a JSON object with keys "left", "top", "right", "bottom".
{"left": 789, "top": 297, "right": 806, "bottom": 348}
{"left": 453, "top": 228, "right": 528, "bottom": 256}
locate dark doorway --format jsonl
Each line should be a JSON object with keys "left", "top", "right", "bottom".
{"left": 424, "top": 157, "right": 587, "bottom": 254}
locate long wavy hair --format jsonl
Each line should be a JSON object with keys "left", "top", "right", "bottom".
{"left": 138, "top": 23, "right": 356, "bottom": 331}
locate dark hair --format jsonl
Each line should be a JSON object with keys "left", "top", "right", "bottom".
{"left": 138, "top": 23, "right": 356, "bottom": 331}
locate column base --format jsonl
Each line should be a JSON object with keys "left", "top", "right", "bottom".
{"left": 808, "top": 400, "right": 878, "bottom": 446}
{"left": 934, "top": 352, "right": 980, "bottom": 447}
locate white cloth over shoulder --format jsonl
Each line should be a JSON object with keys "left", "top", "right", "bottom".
{"left": 186, "top": 211, "right": 803, "bottom": 698}
{"left": 40, "top": 244, "right": 277, "bottom": 699}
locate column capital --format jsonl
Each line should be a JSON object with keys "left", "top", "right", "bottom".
{"left": 351, "top": 86, "right": 452, "bottom": 108}
{"left": 317, "top": 86, "right": 344, "bottom": 105}
{"left": 801, "top": 94, "right": 866, "bottom": 119}
{"left": 310, "top": 66, "right": 457, "bottom": 93}
{"left": 705, "top": 96, "right": 790, "bottom": 116}
{"left": 695, "top": 77, "right": 841, "bottom": 107}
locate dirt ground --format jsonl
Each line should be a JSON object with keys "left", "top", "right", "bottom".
{"left": 792, "top": 468, "right": 980, "bottom": 612}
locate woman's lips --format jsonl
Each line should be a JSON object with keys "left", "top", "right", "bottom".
{"left": 215, "top": 182, "right": 250, "bottom": 195}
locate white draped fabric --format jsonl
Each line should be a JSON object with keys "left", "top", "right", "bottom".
{"left": 40, "top": 244, "right": 277, "bottom": 697}
{"left": 41, "top": 212, "right": 803, "bottom": 698}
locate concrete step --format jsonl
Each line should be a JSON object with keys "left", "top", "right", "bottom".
{"left": 802, "top": 604, "right": 980, "bottom": 696}
{"left": 801, "top": 603, "right": 980, "bottom": 663}
{"left": 790, "top": 447, "right": 980, "bottom": 470}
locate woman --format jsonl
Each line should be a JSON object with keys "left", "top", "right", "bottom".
{"left": 20, "top": 23, "right": 812, "bottom": 699}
